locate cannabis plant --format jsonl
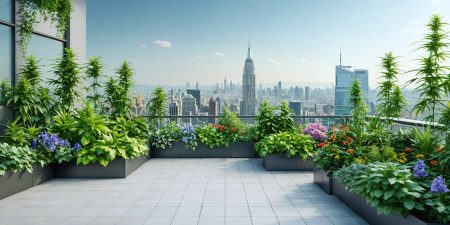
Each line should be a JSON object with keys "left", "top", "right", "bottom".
{"left": 85, "top": 57, "right": 104, "bottom": 112}
{"left": 377, "top": 52, "right": 405, "bottom": 119}
{"left": 408, "top": 15, "right": 450, "bottom": 123}
{"left": 147, "top": 86, "right": 167, "bottom": 127}
{"left": 50, "top": 48, "right": 81, "bottom": 111}
{"left": 349, "top": 79, "right": 368, "bottom": 146}
{"left": 20, "top": 55, "right": 41, "bottom": 86}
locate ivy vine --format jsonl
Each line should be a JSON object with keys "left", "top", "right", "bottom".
{"left": 18, "top": 0, "right": 72, "bottom": 53}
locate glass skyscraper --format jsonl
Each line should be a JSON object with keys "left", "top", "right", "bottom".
{"left": 335, "top": 65, "right": 369, "bottom": 115}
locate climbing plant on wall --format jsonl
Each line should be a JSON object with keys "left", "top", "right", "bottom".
{"left": 17, "top": 0, "right": 72, "bottom": 53}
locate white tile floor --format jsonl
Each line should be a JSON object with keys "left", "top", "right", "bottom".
{"left": 0, "top": 158, "right": 369, "bottom": 225}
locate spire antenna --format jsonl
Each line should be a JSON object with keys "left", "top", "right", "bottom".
{"left": 247, "top": 39, "right": 251, "bottom": 59}
{"left": 339, "top": 47, "right": 342, "bottom": 66}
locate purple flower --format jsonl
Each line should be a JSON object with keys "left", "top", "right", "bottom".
{"left": 413, "top": 160, "right": 428, "bottom": 178}
{"left": 431, "top": 176, "right": 449, "bottom": 193}
{"left": 31, "top": 138, "right": 38, "bottom": 148}
{"left": 73, "top": 143, "right": 82, "bottom": 151}
{"left": 303, "top": 123, "right": 328, "bottom": 141}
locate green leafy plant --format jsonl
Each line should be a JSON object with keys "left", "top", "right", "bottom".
{"left": 349, "top": 80, "right": 368, "bottom": 146}
{"left": 335, "top": 162, "right": 425, "bottom": 216}
{"left": 3, "top": 120, "right": 30, "bottom": 147}
{"left": 255, "top": 101, "right": 295, "bottom": 140}
{"left": 0, "top": 143, "right": 34, "bottom": 176}
{"left": 408, "top": 15, "right": 450, "bottom": 123}
{"left": 50, "top": 48, "right": 81, "bottom": 111}
{"left": 113, "top": 116, "right": 149, "bottom": 140}
{"left": 411, "top": 127, "right": 441, "bottom": 158}
{"left": 255, "top": 132, "right": 314, "bottom": 159}
{"left": 0, "top": 81, "right": 11, "bottom": 106}
{"left": 314, "top": 143, "right": 359, "bottom": 175}
{"left": 17, "top": 0, "right": 72, "bottom": 53}
{"left": 147, "top": 86, "right": 167, "bottom": 127}
{"left": 105, "top": 62, "right": 134, "bottom": 118}
{"left": 149, "top": 122, "right": 181, "bottom": 149}
{"left": 85, "top": 57, "right": 104, "bottom": 112}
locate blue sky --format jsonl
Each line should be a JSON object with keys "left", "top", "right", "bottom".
{"left": 87, "top": 0, "right": 450, "bottom": 87}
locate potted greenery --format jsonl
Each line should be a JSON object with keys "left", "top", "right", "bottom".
{"left": 256, "top": 131, "right": 315, "bottom": 171}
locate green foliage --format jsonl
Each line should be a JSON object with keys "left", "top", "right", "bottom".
{"left": 0, "top": 143, "right": 34, "bottom": 176}
{"left": 349, "top": 80, "right": 368, "bottom": 146}
{"left": 20, "top": 56, "right": 41, "bottom": 86}
{"left": 113, "top": 116, "right": 149, "bottom": 140}
{"left": 377, "top": 52, "right": 405, "bottom": 119}
{"left": 219, "top": 107, "right": 246, "bottom": 131}
{"left": 256, "top": 101, "right": 295, "bottom": 140}
{"left": 439, "top": 102, "right": 450, "bottom": 130}
{"left": 411, "top": 127, "right": 441, "bottom": 158}
{"left": 314, "top": 143, "right": 359, "bottom": 175}
{"left": 364, "top": 117, "right": 389, "bottom": 146}
{"left": 149, "top": 122, "right": 181, "bottom": 149}
{"left": 255, "top": 132, "right": 314, "bottom": 159}
{"left": 72, "top": 103, "right": 111, "bottom": 147}
{"left": 335, "top": 162, "right": 425, "bottom": 216}
{"left": 147, "top": 87, "right": 167, "bottom": 127}
{"left": 50, "top": 48, "right": 81, "bottom": 111}
{"left": 85, "top": 57, "right": 104, "bottom": 112}
{"left": 422, "top": 191, "right": 450, "bottom": 224}
{"left": 105, "top": 62, "right": 134, "bottom": 118}
{"left": 408, "top": 15, "right": 450, "bottom": 123}
{"left": 0, "top": 81, "right": 11, "bottom": 106}
{"left": 17, "top": 0, "right": 72, "bottom": 53}
{"left": 3, "top": 120, "right": 33, "bottom": 147}
{"left": 363, "top": 146, "right": 397, "bottom": 163}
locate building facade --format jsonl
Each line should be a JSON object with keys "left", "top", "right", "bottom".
{"left": 240, "top": 41, "right": 256, "bottom": 115}
{"left": 0, "top": 0, "right": 86, "bottom": 123}
{"left": 182, "top": 94, "right": 197, "bottom": 123}
{"left": 335, "top": 65, "right": 369, "bottom": 115}
{"left": 186, "top": 89, "right": 200, "bottom": 110}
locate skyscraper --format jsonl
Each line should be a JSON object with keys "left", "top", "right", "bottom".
{"left": 240, "top": 41, "right": 256, "bottom": 115}
{"left": 187, "top": 89, "right": 201, "bottom": 109}
{"left": 305, "top": 86, "right": 310, "bottom": 101}
{"left": 335, "top": 65, "right": 369, "bottom": 115}
{"left": 182, "top": 94, "right": 197, "bottom": 123}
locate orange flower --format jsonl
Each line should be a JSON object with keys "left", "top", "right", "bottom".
{"left": 430, "top": 160, "right": 438, "bottom": 166}
{"left": 343, "top": 141, "right": 349, "bottom": 146}
{"left": 231, "top": 127, "right": 237, "bottom": 132}
{"left": 317, "top": 142, "right": 327, "bottom": 148}
{"left": 347, "top": 137, "right": 353, "bottom": 142}
{"left": 404, "top": 147, "right": 413, "bottom": 153}
{"left": 346, "top": 149, "right": 354, "bottom": 154}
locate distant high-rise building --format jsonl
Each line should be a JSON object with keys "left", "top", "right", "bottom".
{"left": 169, "top": 102, "right": 180, "bottom": 123}
{"left": 335, "top": 65, "right": 369, "bottom": 115}
{"left": 289, "top": 101, "right": 302, "bottom": 115}
{"left": 224, "top": 77, "right": 227, "bottom": 93}
{"left": 186, "top": 89, "right": 201, "bottom": 109}
{"left": 195, "top": 82, "right": 199, "bottom": 90}
{"left": 230, "top": 103, "right": 239, "bottom": 113}
{"left": 305, "top": 86, "right": 310, "bottom": 101}
{"left": 182, "top": 94, "right": 197, "bottom": 123}
{"left": 240, "top": 41, "right": 256, "bottom": 115}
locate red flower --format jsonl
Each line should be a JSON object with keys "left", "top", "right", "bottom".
{"left": 347, "top": 137, "right": 353, "bottom": 142}
{"left": 430, "top": 160, "right": 438, "bottom": 166}
{"left": 346, "top": 149, "right": 354, "bottom": 154}
{"left": 404, "top": 147, "right": 413, "bottom": 153}
{"left": 317, "top": 142, "right": 327, "bottom": 148}
{"left": 343, "top": 141, "right": 349, "bottom": 146}
{"left": 231, "top": 127, "right": 237, "bottom": 132}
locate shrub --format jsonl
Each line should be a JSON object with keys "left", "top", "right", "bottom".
{"left": 256, "top": 101, "right": 295, "bottom": 140}
{"left": 255, "top": 132, "right": 314, "bottom": 159}
{"left": 0, "top": 143, "right": 34, "bottom": 176}
{"left": 181, "top": 123, "right": 197, "bottom": 150}
{"left": 31, "top": 131, "right": 79, "bottom": 165}
{"left": 149, "top": 122, "right": 181, "bottom": 149}
{"left": 314, "top": 143, "right": 359, "bottom": 175}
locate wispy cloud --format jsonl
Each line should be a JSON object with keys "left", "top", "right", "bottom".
{"left": 400, "top": 19, "right": 423, "bottom": 33}
{"left": 153, "top": 40, "right": 172, "bottom": 48}
{"left": 268, "top": 59, "right": 281, "bottom": 65}
{"left": 215, "top": 52, "right": 225, "bottom": 57}
{"left": 140, "top": 44, "right": 147, "bottom": 48}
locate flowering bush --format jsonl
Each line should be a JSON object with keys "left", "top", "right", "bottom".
{"left": 181, "top": 123, "right": 197, "bottom": 150}
{"left": 314, "top": 143, "right": 359, "bottom": 175}
{"left": 303, "top": 123, "right": 328, "bottom": 142}
{"left": 149, "top": 122, "right": 181, "bottom": 149}
{"left": 32, "top": 131, "right": 79, "bottom": 165}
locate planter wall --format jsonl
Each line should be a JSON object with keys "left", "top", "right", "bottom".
{"left": 334, "top": 179, "right": 445, "bottom": 225}
{"left": 262, "top": 154, "right": 313, "bottom": 171}
{"left": 151, "top": 142, "right": 256, "bottom": 158}
{"left": 54, "top": 155, "right": 148, "bottom": 178}
{"left": 0, "top": 164, "right": 53, "bottom": 200}
{"left": 313, "top": 167, "right": 333, "bottom": 194}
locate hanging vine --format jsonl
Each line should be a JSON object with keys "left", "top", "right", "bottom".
{"left": 17, "top": 0, "right": 72, "bottom": 53}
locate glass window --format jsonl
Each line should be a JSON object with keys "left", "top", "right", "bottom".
{"left": 0, "top": 24, "right": 12, "bottom": 83}
{"left": 0, "top": 0, "right": 12, "bottom": 23}
{"left": 27, "top": 34, "right": 64, "bottom": 83}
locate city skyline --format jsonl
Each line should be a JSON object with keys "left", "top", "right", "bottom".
{"left": 87, "top": 0, "right": 450, "bottom": 87}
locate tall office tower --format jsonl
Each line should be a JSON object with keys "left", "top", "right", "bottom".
{"left": 299, "top": 87, "right": 304, "bottom": 99}
{"left": 169, "top": 102, "right": 180, "bottom": 123}
{"left": 186, "top": 89, "right": 201, "bottom": 109}
{"left": 277, "top": 81, "right": 282, "bottom": 100}
{"left": 335, "top": 65, "right": 369, "bottom": 116}
{"left": 216, "top": 97, "right": 222, "bottom": 115}
{"left": 289, "top": 101, "right": 302, "bottom": 125}
{"left": 305, "top": 86, "right": 310, "bottom": 101}
{"left": 209, "top": 97, "right": 219, "bottom": 123}
{"left": 195, "top": 82, "right": 199, "bottom": 90}
{"left": 224, "top": 77, "right": 227, "bottom": 93}
{"left": 182, "top": 94, "right": 197, "bottom": 123}
{"left": 240, "top": 41, "right": 256, "bottom": 115}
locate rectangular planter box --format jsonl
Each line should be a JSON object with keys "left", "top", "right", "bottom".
{"left": 313, "top": 167, "right": 333, "bottom": 194}
{"left": 335, "top": 179, "right": 445, "bottom": 225}
{"left": 262, "top": 154, "right": 313, "bottom": 171}
{"left": 151, "top": 142, "right": 256, "bottom": 158}
{"left": 0, "top": 164, "right": 53, "bottom": 200}
{"left": 54, "top": 155, "right": 148, "bottom": 178}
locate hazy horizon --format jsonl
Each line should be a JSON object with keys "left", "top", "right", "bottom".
{"left": 87, "top": 0, "right": 450, "bottom": 88}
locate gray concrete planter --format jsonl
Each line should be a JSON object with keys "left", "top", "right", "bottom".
{"left": 151, "top": 142, "right": 256, "bottom": 158}
{"left": 0, "top": 164, "right": 53, "bottom": 200}
{"left": 334, "top": 179, "right": 445, "bottom": 225}
{"left": 54, "top": 155, "right": 148, "bottom": 178}
{"left": 313, "top": 167, "right": 333, "bottom": 194}
{"left": 262, "top": 154, "right": 313, "bottom": 171}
